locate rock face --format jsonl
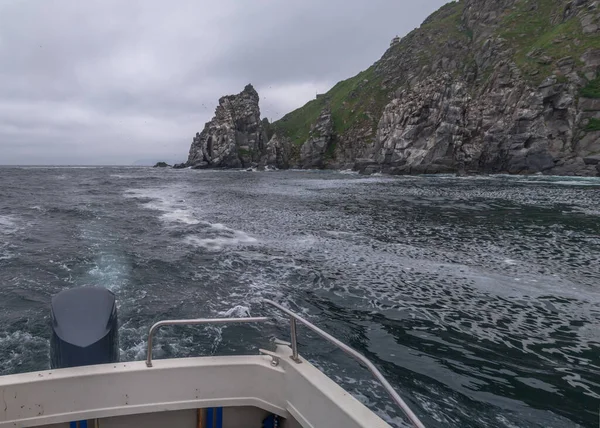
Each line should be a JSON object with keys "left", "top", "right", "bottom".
{"left": 300, "top": 107, "right": 334, "bottom": 169}
{"left": 186, "top": 84, "right": 269, "bottom": 169}
{"left": 262, "top": 133, "right": 292, "bottom": 169}
{"left": 372, "top": 76, "right": 470, "bottom": 174}
{"left": 266, "top": 0, "right": 600, "bottom": 176}
{"left": 182, "top": 1, "right": 600, "bottom": 176}
{"left": 369, "top": 69, "right": 593, "bottom": 175}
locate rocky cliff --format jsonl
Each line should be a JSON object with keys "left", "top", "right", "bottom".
{"left": 268, "top": 0, "right": 600, "bottom": 176}
{"left": 185, "top": 84, "right": 268, "bottom": 169}
{"left": 184, "top": 0, "right": 600, "bottom": 176}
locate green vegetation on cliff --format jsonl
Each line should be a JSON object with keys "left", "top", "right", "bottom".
{"left": 272, "top": 0, "right": 467, "bottom": 148}
{"left": 272, "top": 67, "right": 387, "bottom": 146}
{"left": 272, "top": 96, "right": 324, "bottom": 147}
{"left": 585, "top": 118, "right": 600, "bottom": 131}
{"left": 500, "top": 0, "right": 600, "bottom": 84}
{"left": 581, "top": 76, "right": 600, "bottom": 98}
{"left": 420, "top": 1, "right": 467, "bottom": 41}
{"left": 272, "top": 0, "right": 600, "bottom": 166}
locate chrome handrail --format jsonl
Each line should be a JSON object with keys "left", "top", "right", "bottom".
{"left": 145, "top": 317, "right": 269, "bottom": 367}
{"left": 144, "top": 306, "right": 425, "bottom": 427}
{"left": 263, "top": 299, "right": 426, "bottom": 428}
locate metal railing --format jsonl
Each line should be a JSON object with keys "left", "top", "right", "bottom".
{"left": 146, "top": 317, "right": 269, "bottom": 367}
{"left": 263, "top": 299, "right": 426, "bottom": 428}
{"left": 145, "top": 302, "right": 425, "bottom": 428}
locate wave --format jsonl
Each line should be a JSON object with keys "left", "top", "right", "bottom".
{"left": 0, "top": 331, "right": 49, "bottom": 375}
{"left": 160, "top": 209, "right": 201, "bottom": 225}
{"left": 218, "top": 305, "right": 252, "bottom": 317}
{"left": 0, "top": 215, "right": 19, "bottom": 234}
{"left": 86, "top": 257, "right": 129, "bottom": 291}
{"left": 109, "top": 174, "right": 145, "bottom": 179}
{"left": 124, "top": 187, "right": 201, "bottom": 226}
{"left": 183, "top": 227, "right": 257, "bottom": 251}
{"left": 125, "top": 187, "right": 258, "bottom": 251}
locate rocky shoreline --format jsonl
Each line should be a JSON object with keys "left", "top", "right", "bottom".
{"left": 176, "top": 82, "right": 600, "bottom": 176}
{"left": 178, "top": 1, "right": 600, "bottom": 177}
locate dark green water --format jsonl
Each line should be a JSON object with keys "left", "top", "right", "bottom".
{"left": 0, "top": 167, "right": 598, "bottom": 427}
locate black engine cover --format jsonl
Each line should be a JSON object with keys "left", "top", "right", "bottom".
{"left": 50, "top": 286, "right": 119, "bottom": 369}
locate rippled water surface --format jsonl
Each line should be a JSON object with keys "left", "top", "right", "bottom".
{"left": 0, "top": 167, "right": 599, "bottom": 427}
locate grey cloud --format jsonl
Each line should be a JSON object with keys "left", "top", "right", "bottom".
{"left": 0, "top": 0, "right": 448, "bottom": 165}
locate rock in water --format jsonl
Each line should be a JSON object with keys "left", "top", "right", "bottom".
{"left": 186, "top": 84, "right": 268, "bottom": 169}
{"left": 153, "top": 162, "right": 169, "bottom": 168}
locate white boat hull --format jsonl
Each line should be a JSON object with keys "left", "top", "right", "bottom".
{"left": 0, "top": 345, "right": 391, "bottom": 428}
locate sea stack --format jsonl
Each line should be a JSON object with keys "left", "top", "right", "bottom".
{"left": 186, "top": 84, "right": 268, "bottom": 169}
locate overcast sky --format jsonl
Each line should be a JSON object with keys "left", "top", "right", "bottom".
{"left": 0, "top": 0, "right": 448, "bottom": 165}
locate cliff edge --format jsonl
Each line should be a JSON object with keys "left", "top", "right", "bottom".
{"left": 271, "top": 0, "right": 600, "bottom": 176}
{"left": 184, "top": 0, "right": 600, "bottom": 176}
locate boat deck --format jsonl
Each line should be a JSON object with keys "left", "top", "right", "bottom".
{"left": 40, "top": 406, "right": 301, "bottom": 428}
{"left": 1, "top": 347, "right": 389, "bottom": 428}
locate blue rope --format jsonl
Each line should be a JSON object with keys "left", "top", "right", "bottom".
{"left": 216, "top": 407, "right": 223, "bottom": 428}
{"left": 206, "top": 407, "right": 214, "bottom": 428}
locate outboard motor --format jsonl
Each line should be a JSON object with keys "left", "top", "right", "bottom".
{"left": 50, "top": 286, "right": 119, "bottom": 369}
